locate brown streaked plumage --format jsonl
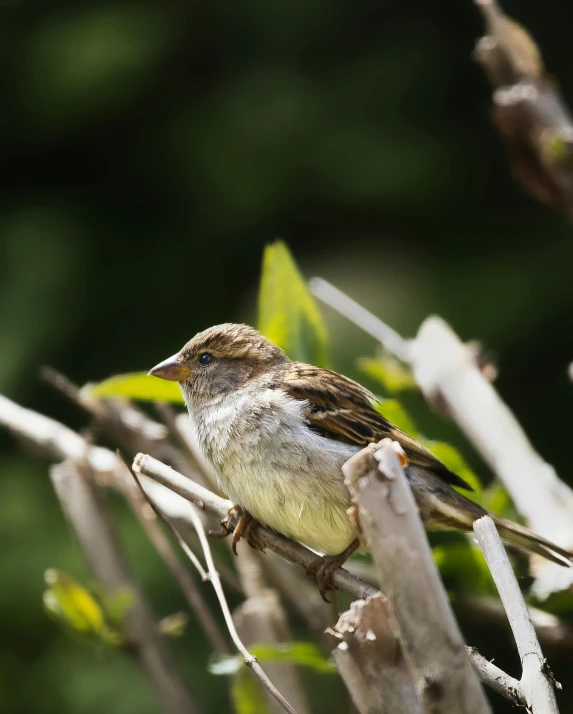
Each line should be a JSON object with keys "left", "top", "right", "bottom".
{"left": 282, "top": 363, "right": 472, "bottom": 491}
{"left": 149, "top": 323, "right": 573, "bottom": 596}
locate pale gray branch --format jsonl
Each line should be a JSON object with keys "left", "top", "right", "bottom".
{"left": 467, "top": 648, "right": 525, "bottom": 706}
{"left": 410, "top": 317, "right": 573, "bottom": 597}
{"left": 51, "top": 459, "right": 201, "bottom": 714}
{"left": 343, "top": 440, "right": 491, "bottom": 714}
{"left": 309, "top": 277, "right": 411, "bottom": 361}
{"left": 330, "top": 594, "right": 423, "bottom": 714}
{"left": 474, "top": 516, "right": 560, "bottom": 713}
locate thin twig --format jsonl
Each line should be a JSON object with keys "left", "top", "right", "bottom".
{"left": 129, "top": 460, "right": 299, "bottom": 714}
{"left": 117, "top": 453, "right": 229, "bottom": 655}
{"left": 474, "top": 516, "right": 560, "bottom": 713}
{"left": 309, "top": 278, "right": 411, "bottom": 361}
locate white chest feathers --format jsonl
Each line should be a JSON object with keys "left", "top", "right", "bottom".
{"left": 186, "top": 387, "right": 359, "bottom": 554}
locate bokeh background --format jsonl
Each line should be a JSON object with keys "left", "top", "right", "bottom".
{"left": 2, "top": 0, "right": 573, "bottom": 712}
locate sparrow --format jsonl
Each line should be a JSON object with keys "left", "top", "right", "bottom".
{"left": 149, "top": 323, "right": 573, "bottom": 597}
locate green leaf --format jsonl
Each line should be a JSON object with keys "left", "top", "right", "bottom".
{"left": 44, "top": 569, "right": 105, "bottom": 635}
{"left": 250, "top": 642, "right": 336, "bottom": 674}
{"left": 231, "top": 669, "right": 270, "bottom": 714}
{"left": 85, "top": 372, "right": 184, "bottom": 403}
{"left": 258, "top": 241, "right": 329, "bottom": 366}
{"left": 359, "top": 356, "right": 417, "bottom": 393}
{"left": 374, "top": 399, "right": 418, "bottom": 436}
{"left": 209, "top": 642, "right": 336, "bottom": 677}
{"left": 422, "top": 440, "right": 482, "bottom": 494}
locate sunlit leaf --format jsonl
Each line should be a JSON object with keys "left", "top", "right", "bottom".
{"left": 85, "top": 372, "right": 184, "bottom": 403}
{"left": 423, "top": 440, "right": 482, "bottom": 493}
{"left": 258, "top": 241, "right": 329, "bottom": 366}
{"left": 210, "top": 642, "right": 336, "bottom": 677}
{"left": 44, "top": 569, "right": 105, "bottom": 634}
{"left": 231, "top": 669, "right": 270, "bottom": 714}
{"left": 251, "top": 642, "right": 336, "bottom": 673}
{"left": 374, "top": 399, "right": 418, "bottom": 436}
{"left": 359, "top": 356, "right": 417, "bottom": 393}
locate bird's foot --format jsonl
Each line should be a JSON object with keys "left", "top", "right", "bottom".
{"left": 308, "top": 539, "right": 360, "bottom": 603}
{"left": 211, "top": 505, "right": 266, "bottom": 555}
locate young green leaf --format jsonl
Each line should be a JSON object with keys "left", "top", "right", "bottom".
{"left": 258, "top": 240, "right": 329, "bottom": 366}
{"left": 250, "top": 642, "right": 336, "bottom": 674}
{"left": 44, "top": 569, "right": 105, "bottom": 635}
{"left": 209, "top": 641, "right": 336, "bottom": 677}
{"left": 85, "top": 372, "right": 184, "bottom": 403}
{"left": 359, "top": 356, "right": 417, "bottom": 393}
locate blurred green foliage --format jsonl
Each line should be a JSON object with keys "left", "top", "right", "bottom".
{"left": 2, "top": 0, "right": 573, "bottom": 712}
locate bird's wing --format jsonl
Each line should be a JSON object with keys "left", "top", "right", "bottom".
{"left": 282, "top": 363, "right": 473, "bottom": 491}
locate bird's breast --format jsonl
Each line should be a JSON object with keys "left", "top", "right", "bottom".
{"left": 189, "top": 388, "right": 359, "bottom": 554}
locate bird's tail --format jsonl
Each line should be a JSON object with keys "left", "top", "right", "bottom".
{"left": 406, "top": 465, "right": 573, "bottom": 567}
{"left": 489, "top": 514, "right": 573, "bottom": 568}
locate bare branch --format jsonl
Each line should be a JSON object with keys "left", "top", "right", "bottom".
{"left": 117, "top": 456, "right": 229, "bottom": 655}
{"left": 330, "top": 594, "right": 423, "bottom": 714}
{"left": 342, "top": 440, "right": 491, "bottom": 713}
{"left": 467, "top": 648, "right": 525, "bottom": 706}
{"left": 51, "top": 459, "right": 201, "bottom": 714}
{"left": 129, "top": 464, "right": 300, "bottom": 714}
{"left": 410, "top": 317, "right": 573, "bottom": 597}
{"left": 474, "top": 517, "right": 560, "bottom": 713}
{"left": 473, "top": 0, "right": 573, "bottom": 219}
{"left": 309, "top": 278, "right": 411, "bottom": 361}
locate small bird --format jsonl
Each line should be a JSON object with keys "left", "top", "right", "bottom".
{"left": 149, "top": 323, "right": 573, "bottom": 597}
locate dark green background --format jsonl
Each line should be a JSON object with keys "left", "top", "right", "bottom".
{"left": 2, "top": 0, "right": 573, "bottom": 712}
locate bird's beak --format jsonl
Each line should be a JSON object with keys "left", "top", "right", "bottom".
{"left": 148, "top": 354, "right": 191, "bottom": 382}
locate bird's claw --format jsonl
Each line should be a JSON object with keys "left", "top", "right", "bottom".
{"left": 307, "top": 539, "right": 360, "bottom": 603}
{"left": 210, "top": 505, "right": 266, "bottom": 555}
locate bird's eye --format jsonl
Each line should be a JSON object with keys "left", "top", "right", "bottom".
{"left": 199, "top": 353, "right": 213, "bottom": 366}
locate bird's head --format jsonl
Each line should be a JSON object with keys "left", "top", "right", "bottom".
{"left": 148, "top": 323, "right": 287, "bottom": 404}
